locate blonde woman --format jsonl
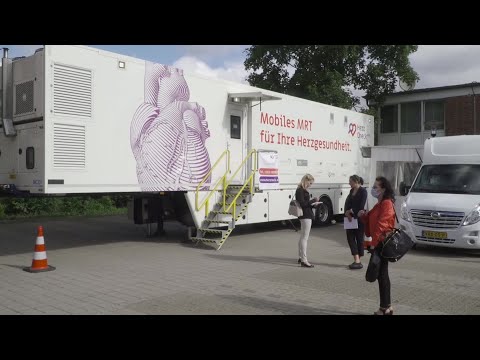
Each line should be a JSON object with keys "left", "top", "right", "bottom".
{"left": 295, "top": 174, "right": 320, "bottom": 268}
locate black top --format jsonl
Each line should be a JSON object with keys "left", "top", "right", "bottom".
{"left": 344, "top": 186, "right": 367, "bottom": 221}
{"left": 295, "top": 186, "right": 317, "bottom": 220}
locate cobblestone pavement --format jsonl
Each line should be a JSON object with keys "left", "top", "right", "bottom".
{"left": 1, "top": 216, "right": 479, "bottom": 315}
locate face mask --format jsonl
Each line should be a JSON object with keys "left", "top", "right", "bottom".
{"left": 371, "top": 187, "right": 380, "bottom": 198}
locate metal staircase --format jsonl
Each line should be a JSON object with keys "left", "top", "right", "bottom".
{"left": 191, "top": 149, "right": 257, "bottom": 250}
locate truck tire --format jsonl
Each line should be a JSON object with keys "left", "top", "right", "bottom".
{"left": 316, "top": 197, "right": 333, "bottom": 226}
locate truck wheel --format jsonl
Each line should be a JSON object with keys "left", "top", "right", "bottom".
{"left": 316, "top": 197, "right": 333, "bottom": 226}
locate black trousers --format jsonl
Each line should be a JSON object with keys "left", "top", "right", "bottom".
{"left": 346, "top": 227, "right": 365, "bottom": 257}
{"left": 377, "top": 256, "right": 391, "bottom": 308}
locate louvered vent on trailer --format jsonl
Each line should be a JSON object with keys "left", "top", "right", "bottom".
{"left": 53, "top": 123, "right": 86, "bottom": 169}
{"left": 14, "top": 80, "right": 35, "bottom": 115}
{"left": 53, "top": 64, "right": 92, "bottom": 118}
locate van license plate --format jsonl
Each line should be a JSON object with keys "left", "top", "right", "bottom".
{"left": 422, "top": 231, "right": 447, "bottom": 239}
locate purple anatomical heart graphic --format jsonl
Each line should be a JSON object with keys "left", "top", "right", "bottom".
{"left": 131, "top": 62, "right": 211, "bottom": 191}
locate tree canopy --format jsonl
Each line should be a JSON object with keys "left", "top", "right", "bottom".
{"left": 243, "top": 45, "right": 419, "bottom": 110}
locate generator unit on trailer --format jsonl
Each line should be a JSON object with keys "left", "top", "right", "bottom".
{"left": 0, "top": 45, "right": 374, "bottom": 249}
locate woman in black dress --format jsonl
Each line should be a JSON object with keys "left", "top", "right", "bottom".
{"left": 344, "top": 175, "right": 367, "bottom": 269}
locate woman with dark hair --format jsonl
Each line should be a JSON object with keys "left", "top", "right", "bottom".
{"left": 344, "top": 175, "right": 368, "bottom": 269}
{"left": 358, "top": 176, "right": 396, "bottom": 315}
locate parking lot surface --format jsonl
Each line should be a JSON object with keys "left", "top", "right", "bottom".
{"left": 1, "top": 216, "right": 479, "bottom": 315}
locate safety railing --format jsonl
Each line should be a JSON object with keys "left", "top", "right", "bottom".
{"left": 195, "top": 149, "right": 230, "bottom": 217}
{"left": 223, "top": 149, "right": 257, "bottom": 219}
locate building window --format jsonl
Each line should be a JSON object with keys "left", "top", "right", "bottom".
{"left": 380, "top": 105, "right": 398, "bottom": 133}
{"left": 401, "top": 102, "right": 421, "bottom": 133}
{"left": 424, "top": 100, "right": 445, "bottom": 130}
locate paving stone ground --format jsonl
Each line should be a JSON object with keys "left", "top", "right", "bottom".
{"left": 1, "top": 215, "right": 479, "bottom": 315}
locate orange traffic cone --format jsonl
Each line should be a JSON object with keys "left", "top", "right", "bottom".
{"left": 23, "top": 226, "right": 56, "bottom": 273}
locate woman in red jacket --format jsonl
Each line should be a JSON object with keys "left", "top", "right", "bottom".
{"left": 358, "top": 176, "right": 396, "bottom": 315}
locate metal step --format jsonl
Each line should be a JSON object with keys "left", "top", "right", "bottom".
{"left": 198, "top": 228, "right": 224, "bottom": 233}
{"left": 190, "top": 237, "right": 219, "bottom": 244}
{"left": 203, "top": 219, "right": 231, "bottom": 224}
{"left": 210, "top": 210, "right": 233, "bottom": 215}
{"left": 225, "top": 189, "right": 251, "bottom": 194}
{"left": 224, "top": 193, "right": 249, "bottom": 198}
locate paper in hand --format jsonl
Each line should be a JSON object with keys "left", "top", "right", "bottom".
{"left": 343, "top": 217, "right": 359, "bottom": 230}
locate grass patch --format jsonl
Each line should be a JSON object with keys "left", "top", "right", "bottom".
{"left": 0, "top": 195, "right": 129, "bottom": 220}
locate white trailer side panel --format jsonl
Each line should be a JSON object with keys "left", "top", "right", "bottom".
{"left": 250, "top": 97, "right": 373, "bottom": 189}
{"left": 42, "top": 45, "right": 258, "bottom": 194}
{"left": 40, "top": 45, "right": 373, "bottom": 197}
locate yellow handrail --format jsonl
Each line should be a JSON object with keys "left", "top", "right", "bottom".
{"left": 195, "top": 149, "right": 230, "bottom": 217}
{"left": 223, "top": 149, "right": 257, "bottom": 219}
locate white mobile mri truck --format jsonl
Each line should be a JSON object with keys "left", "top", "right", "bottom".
{"left": 399, "top": 135, "right": 480, "bottom": 250}
{"left": 0, "top": 45, "right": 374, "bottom": 249}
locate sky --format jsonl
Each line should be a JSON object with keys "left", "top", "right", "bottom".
{"left": 2, "top": 45, "right": 480, "bottom": 109}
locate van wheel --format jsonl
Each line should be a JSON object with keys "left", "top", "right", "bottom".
{"left": 316, "top": 197, "right": 333, "bottom": 226}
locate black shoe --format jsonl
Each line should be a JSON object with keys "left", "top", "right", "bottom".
{"left": 298, "top": 258, "right": 301, "bottom": 264}
{"left": 374, "top": 307, "right": 393, "bottom": 315}
{"left": 300, "top": 261, "right": 314, "bottom": 268}
{"left": 349, "top": 262, "right": 363, "bottom": 269}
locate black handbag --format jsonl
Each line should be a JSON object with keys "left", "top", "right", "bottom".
{"left": 365, "top": 247, "right": 382, "bottom": 282}
{"left": 380, "top": 208, "right": 415, "bottom": 262}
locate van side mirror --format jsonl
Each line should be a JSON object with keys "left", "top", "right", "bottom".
{"left": 399, "top": 181, "right": 411, "bottom": 196}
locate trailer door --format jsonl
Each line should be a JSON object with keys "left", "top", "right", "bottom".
{"left": 227, "top": 104, "right": 246, "bottom": 184}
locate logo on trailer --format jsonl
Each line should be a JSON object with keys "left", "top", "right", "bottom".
{"left": 348, "top": 123, "right": 357, "bottom": 136}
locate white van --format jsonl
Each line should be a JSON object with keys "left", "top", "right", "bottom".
{"left": 399, "top": 135, "right": 480, "bottom": 249}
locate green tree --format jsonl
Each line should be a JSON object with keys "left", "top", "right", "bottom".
{"left": 244, "top": 45, "right": 419, "bottom": 110}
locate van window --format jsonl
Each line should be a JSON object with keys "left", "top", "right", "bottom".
{"left": 411, "top": 164, "right": 480, "bottom": 195}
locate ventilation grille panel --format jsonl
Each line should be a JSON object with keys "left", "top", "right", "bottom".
{"left": 53, "top": 64, "right": 92, "bottom": 118}
{"left": 15, "top": 80, "right": 35, "bottom": 115}
{"left": 53, "top": 123, "right": 86, "bottom": 169}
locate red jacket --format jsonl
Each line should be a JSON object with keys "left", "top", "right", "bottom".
{"left": 360, "top": 199, "right": 396, "bottom": 248}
